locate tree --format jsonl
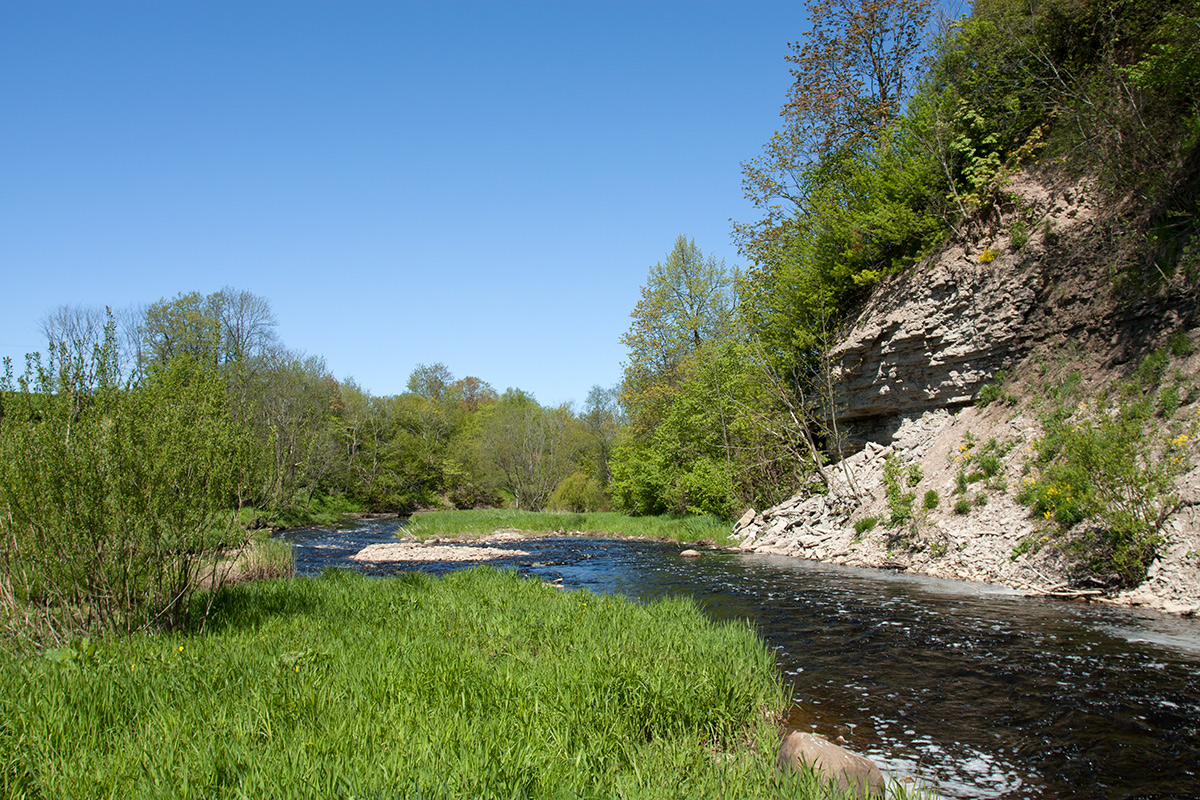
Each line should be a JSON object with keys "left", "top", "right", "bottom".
{"left": 212, "top": 287, "right": 277, "bottom": 364}
{"left": 407, "top": 362, "right": 454, "bottom": 401}
{"left": 737, "top": 0, "right": 933, "bottom": 264}
{"left": 476, "top": 390, "right": 582, "bottom": 511}
{"left": 620, "top": 236, "right": 733, "bottom": 435}
{"left": 581, "top": 384, "right": 621, "bottom": 487}
{"left": 138, "top": 289, "right": 277, "bottom": 371}
{"left": 140, "top": 292, "right": 223, "bottom": 367}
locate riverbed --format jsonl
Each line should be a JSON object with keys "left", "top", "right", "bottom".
{"left": 276, "top": 519, "right": 1200, "bottom": 799}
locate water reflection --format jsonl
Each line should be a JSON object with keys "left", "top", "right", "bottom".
{"left": 276, "top": 520, "right": 1200, "bottom": 799}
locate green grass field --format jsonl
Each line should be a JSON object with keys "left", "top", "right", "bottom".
{"left": 404, "top": 510, "right": 734, "bottom": 545}
{"left": 0, "top": 567, "right": 866, "bottom": 799}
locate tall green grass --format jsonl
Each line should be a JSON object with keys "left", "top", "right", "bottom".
{"left": 405, "top": 510, "right": 734, "bottom": 545}
{"left": 0, "top": 568, "right": 851, "bottom": 799}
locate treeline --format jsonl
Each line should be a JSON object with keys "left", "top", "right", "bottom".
{"left": 8, "top": 289, "right": 624, "bottom": 522}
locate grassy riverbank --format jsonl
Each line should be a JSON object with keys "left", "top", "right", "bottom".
{"left": 405, "top": 509, "right": 734, "bottom": 545}
{"left": 0, "top": 567, "right": 849, "bottom": 799}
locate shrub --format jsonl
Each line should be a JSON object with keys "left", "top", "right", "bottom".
{"left": 976, "top": 382, "right": 1004, "bottom": 406}
{"left": 1019, "top": 396, "right": 1194, "bottom": 587}
{"left": 882, "top": 454, "right": 916, "bottom": 526}
{"left": 954, "top": 498, "right": 972, "bottom": 515}
{"left": 923, "top": 490, "right": 940, "bottom": 510}
{"left": 976, "top": 371, "right": 1015, "bottom": 407}
{"left": 1167, "top": 331, "right": 1195, "bottom": 357}
{"left": 1134, "top": 348, "right": 1170, "bottom": 390}
{"left": 548, "top": 471, "right": 608, "bottom": 513}
{"left": 906, "top": 463, "right": 923, "bottom": 487}
{"left": 855, "top": 516, "right": 879, "bottom": 535}
{"left": 1010, "top": 221, "right": 1030, "bottom": 250}
{"left": 1158, "top": 384, "right": 1182, "bottom": 418}
{"left": 0, "top": 332, "right": 252, "bottom": 641}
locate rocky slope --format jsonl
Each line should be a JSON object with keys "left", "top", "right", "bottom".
{"left": 735, "top": 173, "right": 1200, "bottom": 615}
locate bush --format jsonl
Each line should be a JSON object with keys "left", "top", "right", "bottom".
{"left": 923, "top": 490, "right": 940, "bottom": 510}
{"left": 1167, "top": 331, "right": 1195, "bottom": 357}
{"left": 882, "top": 454, "right": 916, "bottom": 526}
{"left": 953, "top": 498, "right": 972, "bottom": 515}
{"left": 1134, "top": 348, "right": 1170, "bottom": 390}
{"left": 976, "top": 371, "right": 1015, "bottom": 408}
{"left": 855, "top": 516, "right": 879, "bottom": 535}
{"left": 548, "top": 471, "right": 608, "bottom": 513}
{"left": 1019, "top": 395, "right": 1194, "bottom": 587}
{"left": 0, "top": 333, "right": 252, "bottom": 641}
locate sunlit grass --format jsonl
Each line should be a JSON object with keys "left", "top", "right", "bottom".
{"left": 405, "top": 509, "right": 734, "bottom": 545}
{"left": 0, "top": 568, "right": 861, "bottom": 799}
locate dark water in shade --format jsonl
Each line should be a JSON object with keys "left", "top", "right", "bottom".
{"left": 276, "top": 519, "right": 1200, "bottom": 800}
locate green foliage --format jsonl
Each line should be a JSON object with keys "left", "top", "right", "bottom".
{"left": 473, "top": 390, "right": 583, "bottom": 512}
{"left": 620, "top": 236, "right": 733, "bottom": 437}
{"left": 923, "top": 489, "right": 940, "bottom": 510}
{"left": 953, "top": 498, "right": 972, "bottom": 515}
{"left": 0, "top": 323, "right": 253, "bottom": 641}
{"left": 611, "top": 340, "right": 816, "bottom": 520}
{"left": 1134, "top": 347, "right": 1171, "bottom": 390}
{"left": 1158, "top": 384, "right": 1183, "bottom": 418}
{"left": 882, "top": 453, "right": 916, "bottom": 526}
{"left": 1010, "top": 220, "right": 1030, "bottom": 250}
{"left": 906, "top": 462, "right": 923, "bottom": 487}
{"left": 1020, "top": 391, "right": 1195, "bottom": 587}
{"left": 0, "top": 569, "right": 830, "bottom": 797}
{"left": 1167, "top": 331, "right": 1195, "bottom": 357}
{"left": 547, "top": 471, "right": 608, "bottom": 513}
{"left": 976, "top": 370, "right": 1016, "bottom": 407}
{"left": 855, "top": 516, "right": 879, "bottom": 535}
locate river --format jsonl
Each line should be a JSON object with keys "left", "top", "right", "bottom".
{"left": 276, "top": 519, "right": 1200, "bottom": 799}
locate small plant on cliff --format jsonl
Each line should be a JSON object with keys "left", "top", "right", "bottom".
{"left": 953, "top": 498, "right": 972, "bottom": 515}
{"left": 976, "top": 371, "right": 1016, "bottom": 407}
{"left": 855, "top": 516, "right": 879, "bottom": 536}
{"left": 883, "top": 454, "right": 916, "bottom": 526}
{"left": 923, "top": 490, "right": 940, "bottom": 510}
{"left": 1009, "top": 221, "right": 1030, "bottom": 250}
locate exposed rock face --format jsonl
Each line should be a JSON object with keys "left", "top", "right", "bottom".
{"left": 777, "top": 730, "right": 886, "bottom": 797}
{"left": 830, "top": 173, "right": 1199, "bottom": 448}
{"left": 832, "top": 252, "right": 1038, "bottom": 436}
{"left": 741, "top": 172, "right": 1200, "bottom": 613}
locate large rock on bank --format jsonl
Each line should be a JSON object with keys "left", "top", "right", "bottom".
{"left": 777, "top": 730, "right": 886, "bottom": 797}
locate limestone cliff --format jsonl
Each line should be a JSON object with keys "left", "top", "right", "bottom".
{"left": 736, "top": 173, "right": 1200, "bottom": 615}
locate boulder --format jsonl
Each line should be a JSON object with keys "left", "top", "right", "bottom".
{"left": 679, "top": 549, "right": 702, "bottom": 558}
{"left": 777, "top": 731, "right": 885, "bottom": 798}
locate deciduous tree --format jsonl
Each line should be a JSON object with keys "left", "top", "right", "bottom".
{"left": 620, "top": 236, "right": 733, "bottom": 435}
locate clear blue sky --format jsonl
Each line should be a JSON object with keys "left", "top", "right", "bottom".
{"left": 1, "top": 0, "right": 807, "bottom": 407}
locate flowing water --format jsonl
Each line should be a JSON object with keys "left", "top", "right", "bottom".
{"left": 277, "top": 519, "right": 1200, "bottom": 799}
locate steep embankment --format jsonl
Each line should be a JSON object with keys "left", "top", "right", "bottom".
{"left": 735, "top": 173, "right": 1200, "bottom": 614}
